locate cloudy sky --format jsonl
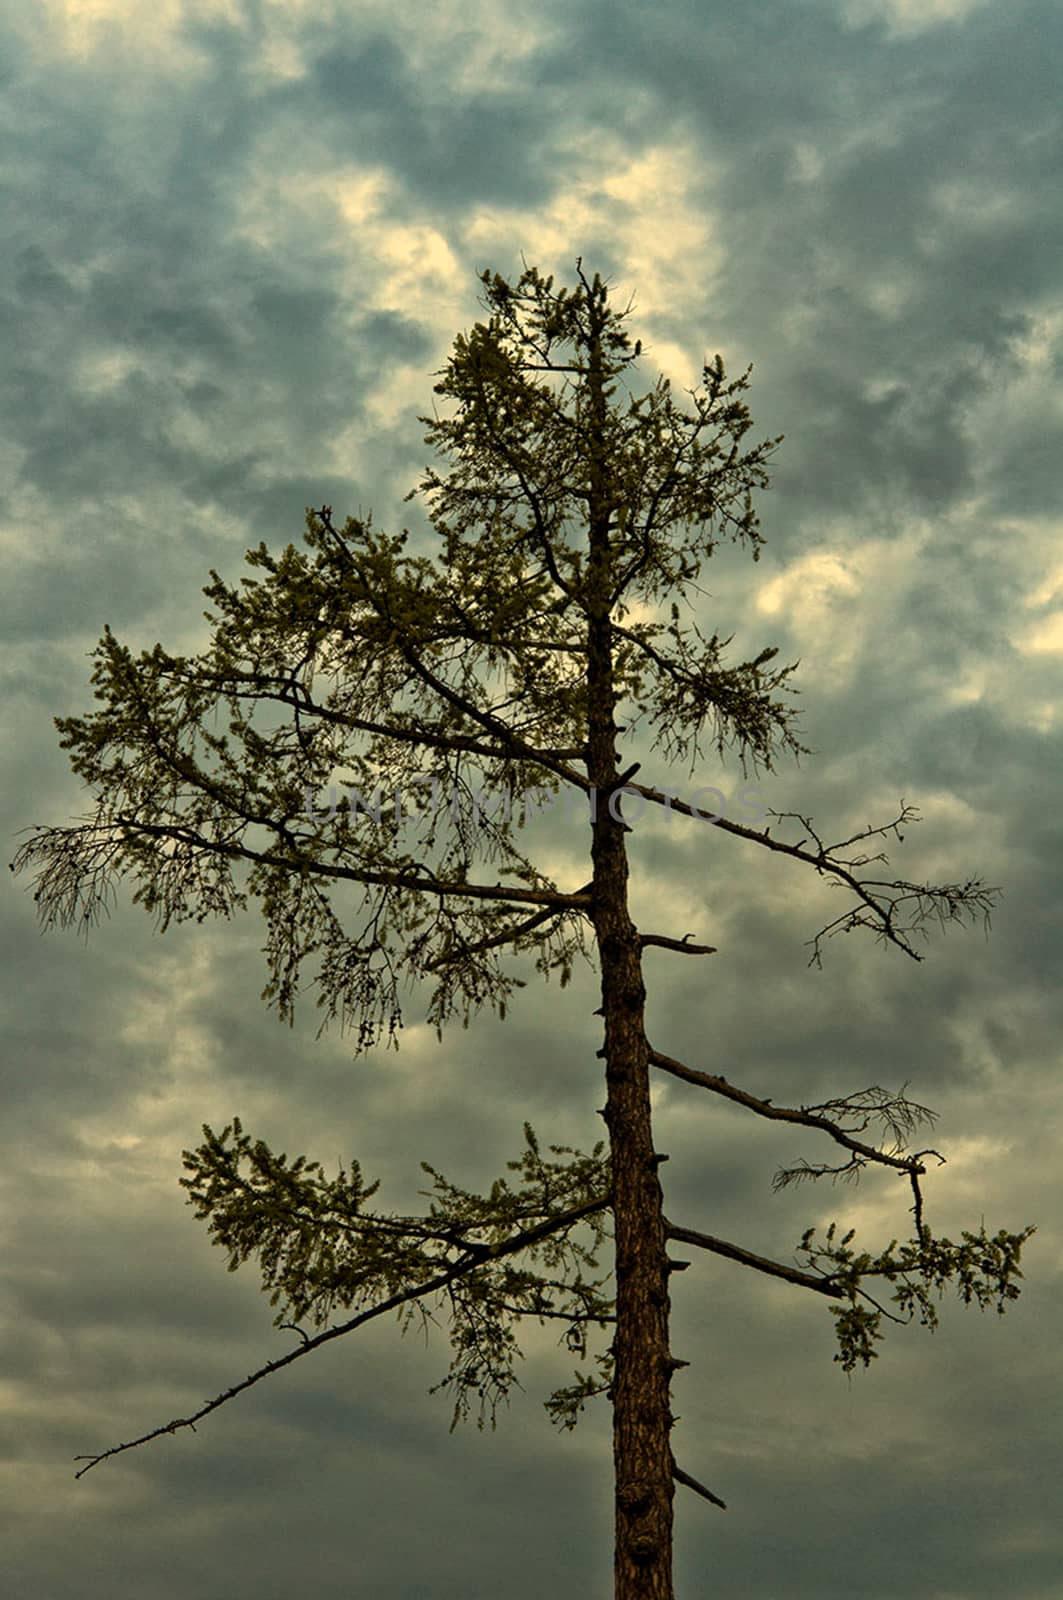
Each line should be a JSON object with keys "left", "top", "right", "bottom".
{"left": 3, "top": 0, "right": 1062, "bottom": 1595}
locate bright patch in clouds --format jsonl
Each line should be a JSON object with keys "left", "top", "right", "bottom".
{"left": 754, "top": 537, "right": 898, "bottom": 679}
{"left": 1017, "top": 612, "right": 1063, "bottom": 657}
{"left": 840, "top": 0, "right": 993, "bottom": 37}
{"left": 1016, "top": 541, "right": 1063, "bottom": 657}
{"left": 29, "top": 0, "right": 241, "bottom": 60}
{"left": 466, "top": 140, "right": 726, "bottom": 394}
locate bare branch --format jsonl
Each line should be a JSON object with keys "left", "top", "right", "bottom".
{"left": 638, "top": 933, "right": 717, "bottom": 956}
{"left": 671, "top": 1456, "right": 727, "bottom": 1511}
{"left": 665, "top": 1222, "right": 844, "bottom": 1299}
{"left": 627, "top": 789, "right": 1000, "bottom": 965}
{"left": 648, "top": 1047, "right": 930, "bottom": 1180}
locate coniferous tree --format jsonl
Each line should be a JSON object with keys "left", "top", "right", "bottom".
{"left": 12, "top": 261, "right": 1033, "bottom": 1600}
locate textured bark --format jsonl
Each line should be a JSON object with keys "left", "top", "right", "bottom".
{"left": 594, "top": 818, "right": 675, "bottom": 1599}
{"left": 582, "top": 295, "right": 677, "bottom": 1600}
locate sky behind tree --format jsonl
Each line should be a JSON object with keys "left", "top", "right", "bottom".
{"left": 2, "top": 2, "right": 1061, "bottom": 1596}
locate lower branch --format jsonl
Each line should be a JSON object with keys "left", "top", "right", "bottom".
{"left": 73, "top": 1194, "right": 608, "bottom": 1479}
{"left": 671, "top": 1455, "right": 727, "bottom": 1511}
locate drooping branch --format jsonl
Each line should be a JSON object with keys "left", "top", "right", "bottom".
{"left": 770, "top": 1146, "right": 945, "bottom": 1195}
{"left": 424, "top": 881, "right": 594, "bottom": 971}
{"left": 793, "top": 1218, "right": 1037, "bottom": 1373}
{"left": 671, "top": 1212, "right": 1036, "bottom": 1378}
{"left": 14, "top": 814, "right": 593, "bottom": 936}
{"left": 73, "top": 1192, "right": 611, "bottom": 1479}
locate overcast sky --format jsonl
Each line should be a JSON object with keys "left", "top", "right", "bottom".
{"left": 3, "top": 1, "right": 1062, "bottom": 1596}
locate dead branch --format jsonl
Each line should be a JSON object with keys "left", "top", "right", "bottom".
{"left": 648, "top": 1047, "right": 931, "bottom": 1180}
{"left": 639, "top": 933, "right": 717, "bottom": 956}
{"left": 671, "top": 1456, "right": 727, "bottom": 1511}
{"left": 665, "top": 1223, "right": 844, "bottom": 1299}
{"left": 626, "top": 788, "right": 999, "bottom": 965}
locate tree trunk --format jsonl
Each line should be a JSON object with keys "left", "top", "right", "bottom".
{"left": 581, "top": 282, "right": 677, "bottom": 1599}
{"left": 593, "top": 799, "right": 676, "bottom": 1599}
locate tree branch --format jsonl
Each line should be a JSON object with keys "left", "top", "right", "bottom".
{"left": 648, "top": 1047, "right": 929, "bottom": 1179}
{"left": 431, "top": 352, "right": 583, "bottom": 604}
{"left": 165, "top": 664, "right": 586, "bottom": 766}
{"left": 665, "top": 1223, "right": 844, "bottom": 1299}
{"left": 22, "top": 815, "right": 593, "bottom": 920}
{"left": 671, "top": 1455, "right": 727, "bottom": 1511}
{"left": 396, "top": 634, "right": 592, "bottom": 796}
{"left": 73, "top": 1193, "right": 610, "bottom": 1479}
{"left": 314, "top": 510, "right": 592, "bottom": 797}
{"left": 627, "top": 787, "right": 999, "bottom": 965}
{"left": 423, "top": 882, "right": 594, "bottom": 971}
{"left": 638, "top": 933, "right": 717, "bottom": 956}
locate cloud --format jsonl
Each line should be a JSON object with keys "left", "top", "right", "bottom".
{"left": 840, "top": 0, "right": 995, "bottom": 39}
{"left": 2, "top": 0, "right": 1060, "bottom": 1594}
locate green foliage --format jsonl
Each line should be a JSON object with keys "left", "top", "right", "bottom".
{"left": 543, "top": 1350, "right": 616, "bottom": 1432}
{"left": 12, "top": 260, "right": 804, "bottom": 1062}
{"left": 20, "top": 510, "right": 592, "bottom": 1049}
{"left": 180, "top": 1118, "right": 614, "bottom": 1432}
{"left": 795, "top": 1218, "right": 1037, "bottom": 1374}
{"left": 414, "top": 263, "right": 804, "bottom": 776}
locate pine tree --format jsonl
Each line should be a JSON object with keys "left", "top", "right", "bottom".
{"left": 11, "top": 260, "right": 1034, "bottom": 1600}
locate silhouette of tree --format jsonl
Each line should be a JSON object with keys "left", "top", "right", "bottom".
{"left": 12, "top": 260, "right": 1034, "bottom": 1600}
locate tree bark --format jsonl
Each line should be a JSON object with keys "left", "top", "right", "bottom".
{"left": 594, "top": 810, "right": 675, "bottom": 1599}
{"left": 582, "top": 284, "right": 677, "bottom": 1600}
